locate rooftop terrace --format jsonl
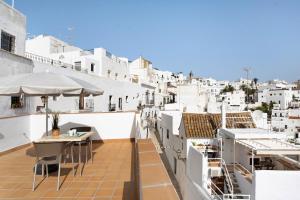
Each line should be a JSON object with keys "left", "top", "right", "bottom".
{"left": 0, "top": 138, "right": 180, "bottom": 200}
{"left": 0, "top": 140, "right": 136, "bottom": 200}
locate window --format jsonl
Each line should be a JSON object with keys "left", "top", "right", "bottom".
{"left": 118, "top": 97, "right": 122, "bottom": 110}
{"left": 79, "top": 94, "right": 84, "bottom": 110}
{"left": 90, "top": 63, "right": 95, "bottom": 72}
{"left": 173, "top": 157, "right": 177, "bottom": 174}
{"left": 108, "top": 95, "right": 116, "bottom": 111}
{"left": 167, "top": 129, "right": 169, "bottom": 139}
{"left": 109, "top": 95, "right": 112, "bottom": 105}
{"left": 1, "top": 31, "right": 15, "bottom": 53}
{"left": 74, "top": 61, "right": 81, "bottom": 71}
{"left": 11, "top": 96, "right": 22, "bottom": 109}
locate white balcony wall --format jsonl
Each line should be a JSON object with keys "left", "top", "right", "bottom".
{"left": 0, "top": 112, "right": 137, "bottom": 152}
{"left": 0, "top": 115, "right": 31, "bottom": 152}
{"left": 185, "top": 146, "right": 211, "bottom": 200}
{"left": 254, "top": 170, "right": 300, "bottom": 200}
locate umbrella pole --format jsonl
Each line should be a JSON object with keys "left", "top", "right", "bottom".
{"left": 45, "top": 96, "right": 49, "bottom": 136}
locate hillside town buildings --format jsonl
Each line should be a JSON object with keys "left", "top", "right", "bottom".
{"left": 1, "top": 1, "right": 300, "bottom": 200}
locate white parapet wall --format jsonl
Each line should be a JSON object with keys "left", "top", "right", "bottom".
{"left": 185, "top": 146, "right": 212, "bottom": 200}
{"left": 0, "top": 115, "right": 31, "bottom": 152}
{"left": 254, "top": 170, "right": 300, "bottom": 200}
{"left": 0, "top": 112, "right": 137, "bottom": 152}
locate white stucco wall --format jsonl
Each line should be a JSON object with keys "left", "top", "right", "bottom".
{"left": 0, "top": 112, "right": 137, "bottom": 152}
{"left": 32, "top": 62, "right": 144, "bottom": 113}
{"left": 177, "top": 84, "right": 208, "bottom": 113}
{"left": 30, "top": 112, "right": 137, "bottom": 141}
{"left": 185, "top": 146, "right": 211, "bottom": 200}
{"left": 0, "top": 50, "right": 34, "bottom": 117}
{"left": 254, "top": 170, "right": 300, "bottom": 200}
{"left": 0, "top": 1, "right": 26, "bottom": 55}
{"left": 0, "top": 115, "right": 31, "bottom": 152}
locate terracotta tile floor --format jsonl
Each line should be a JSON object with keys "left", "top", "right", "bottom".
{"left": 0, "top": 141, "right": 136, "bottom": 200}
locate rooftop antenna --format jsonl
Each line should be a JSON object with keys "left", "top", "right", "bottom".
{"left": 243, "top": 67, "right": 251, "bottom": 110}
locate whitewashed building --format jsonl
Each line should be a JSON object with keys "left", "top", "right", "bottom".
{"left": 26, "top": 35, "right": 130, "bottom": 82}
{"left": 266, "top": 89, "right": 293, "bottom": 109}
{"left": 0, "top": 0, "right": 34, "bottom": 116}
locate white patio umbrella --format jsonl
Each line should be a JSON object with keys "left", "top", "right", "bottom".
{"left": 0, "top": 72, "right": 104, "bottom": 135}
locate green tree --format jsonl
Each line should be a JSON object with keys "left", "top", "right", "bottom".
{"left": 252, "top": 102, "right": 274, "bottom": 119}
{"left": 221, "top": 85, "right": 235, "bottom": 94}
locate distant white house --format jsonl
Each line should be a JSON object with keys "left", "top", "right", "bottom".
{"left": 26, "top": 35, "right": 130, "bottom": 82}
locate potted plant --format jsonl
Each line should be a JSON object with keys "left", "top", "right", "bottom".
{"left": 51, "top": 113, "right": 60, "bottom": 137}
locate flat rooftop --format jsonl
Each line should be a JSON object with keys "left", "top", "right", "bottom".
{"left": 0, "top": 141, "right": 136, "bottom": 200}
{"left": 221, "top": 128, "right": 286, "bottom": 139}
{"left": 237, "top": 139, "right": 300, "bottom": 155}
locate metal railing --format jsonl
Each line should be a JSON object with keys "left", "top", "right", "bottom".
{"left": 223, "top": 194, "right": 251, "bottom": 200}
{"left": 25, "top": 52, "right": 74, "bottom": 68}
{"left": 221, "top": 159, "right": 234, "bottom": 195}
{"left": 235, "top": 163, "right": 252, "bottom": 176}
{"left": 209, "top": 181, "right": 223, "bottom": 200}
{"left": 208, "top": 158, "right": 233, "bottom": 195}
{"left": 209, "top": 180, "right": 251, "bottom": 200}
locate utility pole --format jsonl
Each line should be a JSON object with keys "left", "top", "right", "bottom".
{"left": 243, "top": 67, "right": 251, "bottom": 110}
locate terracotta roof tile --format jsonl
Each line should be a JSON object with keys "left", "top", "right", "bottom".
{"left": 182, "top": 112, "right": 256, "bottom": 138}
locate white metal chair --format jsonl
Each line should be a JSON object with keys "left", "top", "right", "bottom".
{"left": 32, "top": 142, "right": 74, "bottom": 191}
{"left": 70, "top": 127, "right": 93, "bottom": 170}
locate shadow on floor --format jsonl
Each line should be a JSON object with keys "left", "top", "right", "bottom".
{"left": 122, "top": 142, "right": 137, "bottom": 200}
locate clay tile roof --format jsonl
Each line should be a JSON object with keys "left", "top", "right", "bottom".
{"left": 182, "top": 112, "right": 256, "bottom": 139}
{"left": 289, "top": 116, "right": 300, "bottom": 120}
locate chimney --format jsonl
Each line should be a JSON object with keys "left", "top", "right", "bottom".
{"left": 221, "top": 100, "right": 226, "bottom": 129}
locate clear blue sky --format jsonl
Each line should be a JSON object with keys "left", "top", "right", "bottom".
{"left": 7, "top": 0, "right": 300, "bottom": 82}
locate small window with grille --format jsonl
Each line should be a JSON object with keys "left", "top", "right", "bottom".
{"left": 11, "top": 96, "right": 22, "bottom": 109}
{"left": 74, "top": 61, "right": 81, "bottom": 71}
{"left": 1, "top": 31, "right": 15, "bottom": 53}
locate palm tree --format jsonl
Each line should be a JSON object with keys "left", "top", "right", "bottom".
{"left": 189, "top": 71, "right": 193, "bottom": 82}
{"left": 253, "top": 78, "right": 258, "bottom": 89}
{"left": 253, "top": 78, "right": 258, "bottom": 85}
